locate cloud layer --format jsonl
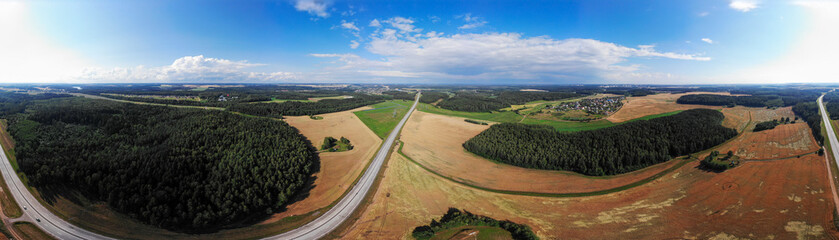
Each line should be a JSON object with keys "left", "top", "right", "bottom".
{"left": 730, "top": 0, "right": 759, "bottom": 12}
{"left": 294, "top": 0, "right": 330, "bottom": 18}
{"left": 76, "top": 55, "right": 296, "bottom": 83}
{"left": 312, "top": 18, "right": 710, "bottom": 83}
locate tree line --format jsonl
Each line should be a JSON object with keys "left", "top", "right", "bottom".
{"left": 792, "top": 102, "right": 824, "bottom": 145}
{"left": 7, "top": 97, "right": 318, "bottom": 231}
{"left": 382, "top": 91, "right": 417, "bottom": 101}
{"left": 412, "top": 208, "right": 538, "bottom": 240}
{"left": 463, "top": 109, "right": 737, "bottom": 176}
{"left": 677, "top": 89, "right": 822, "bottom": 108}
{"left": 437, "top": 91, "right": 580, "bottom": 112}
{"left": 227, "top": 94, "right": 385, "bottom": 118}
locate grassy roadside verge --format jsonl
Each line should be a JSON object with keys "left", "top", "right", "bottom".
{"left": 0, "top": 120, "right": 22, "bottom": 218}
{"left": 12, "top": 222, "right": 55, "bottom": 240}
{"left": 354, "top": 100, "right": 411, "bottom": 139}
{"left": 821, "top": 118, "right": 839, "bottom": 231}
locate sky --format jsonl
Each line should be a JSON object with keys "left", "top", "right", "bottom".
{"left": 0, "top": 0, "right": 834, "bottom": 85}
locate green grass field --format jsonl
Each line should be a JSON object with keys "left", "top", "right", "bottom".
{"left": 430, "top": 226, "right": 512, "bottom": 240}
{"left": 354, "top": 100, "right": 411, "bottom": 139}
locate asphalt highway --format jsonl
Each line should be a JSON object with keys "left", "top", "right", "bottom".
{"left": 266, "top": 93, "right": 419, "bottom": 240}
{"left": 819, "top": 95, "right": 839, "bottom": 186}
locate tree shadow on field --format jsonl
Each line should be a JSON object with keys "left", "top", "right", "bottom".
{"left": 694, "top": 164, "right": 726, "bottom": 173}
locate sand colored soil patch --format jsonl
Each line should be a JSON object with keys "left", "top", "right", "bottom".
{"left": 267, "top": 106, "right": 382, "bottom": 222}
{"left": 338, "top": 146, "right": 837, "bottom": 239}
{"left": 717, "top": 107, "right": 815, "bottom": 160}
{"left": 607, "top": 92, "right": 740, "bottom": 123}
{"left": 400, "top": 111, "right": 683, "bottom": 194}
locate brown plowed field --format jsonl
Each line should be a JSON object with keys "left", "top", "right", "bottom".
{"left": 338, "top": 148, "right": 838, "bottom": 239}
{"left": 400, "top": 111, "right": 683, "bottom": 194}
{"left": 607, "top": 92, "right": 740, "bottom": 123}
{"left": 721, "top": 106, "right": 751, "bottom": 132}
{"left": 264, "top": 107, "right": 381, "bottom": 223}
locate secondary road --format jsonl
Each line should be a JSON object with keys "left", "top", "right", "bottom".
{"left": 267, "top": 92, "right": 419, "bottom": 239}
{"left": 0, "top": 140, "right": 113, "bottom": 239}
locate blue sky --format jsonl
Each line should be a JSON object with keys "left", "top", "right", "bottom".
{"left": 1, "top": 0, "right": 834, "bottom": 84}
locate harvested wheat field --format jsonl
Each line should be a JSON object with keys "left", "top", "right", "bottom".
{"left": 717, "top": 107, "right": 815, "bottom": 160}
{"left": 400, "top": 111, "right": 683, "bottom": 194}
{"left": 268, "top": 107, "right": 382, "bottom": 222}
{"left": 337, "top": 146, "right": 837, "bottom": 239}
{"left": 607, "top": 92, "right": 741, "bottom": 123}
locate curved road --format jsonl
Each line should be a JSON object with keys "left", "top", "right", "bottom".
{"left": 266, "top": 93, "right": 419, "bottom": 239}
{"left": 0, "top": 93, "right": 419, "bottom": 240}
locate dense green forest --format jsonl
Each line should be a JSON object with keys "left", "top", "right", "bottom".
{"left": 792, "top": 102, "right": 824, "bottom": 145}
{"left": 0, "top": 92, "right": 71, "bottom": 117}
{"left": 418, "top": 91, "right": 449, "bottom": 104}
{"left": 676, "top": 89, "right": 821, "bottom": 108}
{"left": 437, "top": 91, "right": 580, "bottom": 112}
{"left": 412, "top": 208, "right": 538, "bottom": 240}
{"left": 824, "top": 92, "right": 839, "bottom": 120}
{"left": 227, "top": 94, "right": 384, "bottom": 118}
{"left": 464, "top": 109, "right": 736, "bottom": 176}
{"left": 382, "top": 91, "right": 416, "bottom": 101}
{"left": 6, "top": 97, "right": 317, "bottom": 230}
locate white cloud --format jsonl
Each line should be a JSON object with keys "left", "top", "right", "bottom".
{"left": 75, "top": 55, "right": 296, "bottom": 83}
{"left": 349, "top": 40, "right": 360, "bottom": 49}
{"left": 701, "top": 38, "right": 714, "bottom": 44}
{"left": 311, "top": 30, "right": 710, "bottom": 82}
{"left": 294, "top": 0, "right": 330, "bottom": 18}
{"left": 429, "top": 15, "right": 441, "bottom": 23}
{"left": 340, "top": 20, "right": 359, "bottom": 32}
{"left": 730, "top": 0, "right": 759, "bottom": 12}
{"left": 457, "top": 13, "right": 487, "bottom": 29}
{"left": 383, "top": 17, "right": 421, "bottom": 33}
{"left": 369, "top": 19, "right": 381, "bottom": 27}
{"left": 698, "top": 12, "right": 710, "bottom": 17}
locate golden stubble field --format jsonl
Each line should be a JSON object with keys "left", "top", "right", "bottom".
{"left": 607, "top": 92, "right": 742, "bottom": 123}
{"left": 274, "top": 107, "right": 382, "bottom": 222}
{"left": 400, "top": 111, "right": 683, "bottom": 194}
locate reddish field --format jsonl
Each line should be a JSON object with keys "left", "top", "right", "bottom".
{"left": 717, "top": 107, "right": 816, "bottom": 160}
{"left": 607, "top": 92, "right": 739, "bottom": 123}
{"left": 338, "top": 148, "right": 837, "bottom": 239}
{"left": 400, "top": 111, "right": 683, "bottom": 194}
